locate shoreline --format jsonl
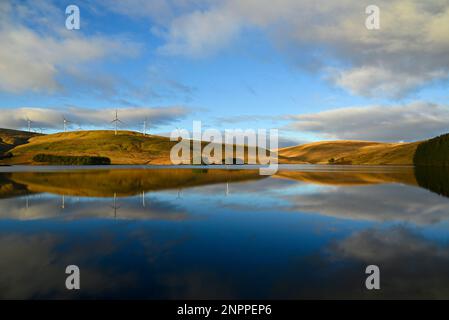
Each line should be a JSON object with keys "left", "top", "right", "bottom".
{"left": 0, "top": 163, "right": 416, "bottom": 173}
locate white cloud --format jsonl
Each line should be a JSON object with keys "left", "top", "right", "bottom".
{"left": 151, "top": 0, "right": 449, "bottom": 98}
{"left": 157, "top": 8, "right": 241, "bottom": 57}
{"left": 330, "top": 66, "right": 447, "bottom": 98}
{"left": 287, "top": 102, "right": 449, "bottom": 141}
{"left": 0, "top": 1, "right": 141, "bottom": 94}
{"left": 0, "top": 106, "right": 191, "bottom": 131}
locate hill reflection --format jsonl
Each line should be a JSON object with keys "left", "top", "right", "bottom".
{"left": 414, "top": 166, "right": 449, "bottom": 198}
{"left": 1, "top": 166, "right": 449, "bottom": 199}
{"left": 2, "top": 169, "right": 264, "bottom": 198}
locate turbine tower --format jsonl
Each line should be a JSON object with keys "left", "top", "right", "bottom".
{"left": 143, "top": 117, "right": 149, "bottom": 136}
{"left": 26, "top": 118, "right": 33, "bottom": 132}
{"left": 63, "top": 116, "right": 72, "bottom": 133}
{"left": 111, "top": 109, "right": 123, "bottom": 136}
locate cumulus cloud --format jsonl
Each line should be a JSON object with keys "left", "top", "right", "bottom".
{"left": 330, "top": 67, "right": 447, "bottom": 98}
{"left": 0, "top": 106, "right": 191, "bottom": 131}
{"left": 0, "top": 1, "right": 141, "bottom": 94}
{"left": 157, "top": 8, "right": 241, "bottom": 57}
{"left": 151, "top": 0, "right": 449, "bottom": 97}
{"left": 287, "top": 102, "right": 449, "bottom": 141}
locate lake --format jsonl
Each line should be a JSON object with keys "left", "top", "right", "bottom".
{"left": 0, "top": 165, "right": 449, "bottom": 299}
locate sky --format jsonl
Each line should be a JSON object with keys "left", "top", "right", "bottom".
{"left": 0, "top": 0, "right": 449, "bottom": 145}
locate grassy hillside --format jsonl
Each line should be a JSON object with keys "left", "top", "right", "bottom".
{"left": 0, "top": 129, "right": 41, "bottom": 156}
{"left": 0, "top": 128, "right": 441, "bottom": 166}
{"left": 1, "top": 130, "right": 264, "bottom": 165}
{"left": 2, "top": 130, "right": 180, "bottom": 165}
{"left": 278, "top": 140, "right": 420, "bottom": 165}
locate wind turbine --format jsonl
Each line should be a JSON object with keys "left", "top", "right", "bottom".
{"left": 26, "top": 118, "right": 33, "bottom": 132}
{"left": 111, "top": 110, "right": 124, "bottom": 136}
{"left": 63, "top": 116, "right": 72, "bottom": 133}
{"left": 142, "top": 117, "right": 149, "bottom": 136}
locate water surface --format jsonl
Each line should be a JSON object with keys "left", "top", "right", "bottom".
{"left": 1, "top": 165, "right": 449, "bottom": 299}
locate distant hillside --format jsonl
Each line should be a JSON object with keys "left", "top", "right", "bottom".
{"left": 0, "top": 129, "right": 41, "bottom": 156}
{"left": 3, "top": 130, "right": 178, "bottom": 165}
{"left": 278, "top": 140, "right": 420, "bottom": 165}
{"left": 414, "top": 133, "right": 449, "bottom": 166}
{"left": 1, "top": 130, "right": 262, "bottom": 165}
{"left": 1, "top": 128, "right": 445, "bottom": 166}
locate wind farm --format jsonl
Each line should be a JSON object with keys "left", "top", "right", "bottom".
{"left": 0, "top": 125, "right": 447, "bottom": 167}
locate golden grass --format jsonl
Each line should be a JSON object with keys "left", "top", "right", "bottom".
{"left": 0, "top": 129, "right": 423, "bottom": 166}
{"left": 278, "top": 140, "right": 421, "bottom": 165}
{"left": 4, "top": 130, "right": 264, "bottom": 165}
{"left": 5, "top": 130, "right": 177, "bottom": 165}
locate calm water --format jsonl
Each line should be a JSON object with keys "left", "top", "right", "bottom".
{"left": 1, "top": 165, "right": 449, "bottom": 299}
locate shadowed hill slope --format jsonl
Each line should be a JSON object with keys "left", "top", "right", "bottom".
{"left": 0, "top": 129, "right": 42, "bottom": 155}
{"left": 414, "top": 133, "right": 449, "bottom": 166}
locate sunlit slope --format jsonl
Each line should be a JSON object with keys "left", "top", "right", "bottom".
{"left": 5, "top": 131, "right": 179, "bottom": 165}
{"left": 3, "top": 130, "right": 263, "bottom": 165}
{"left": 278, "top": 140, "right": 421, "bottom": 165}
{"left": 0, "top": 129, "right": 424, "bottom": 165}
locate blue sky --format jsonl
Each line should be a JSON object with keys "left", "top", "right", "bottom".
{"left": 1, "top": 0, "right": 449, "bottom": 144}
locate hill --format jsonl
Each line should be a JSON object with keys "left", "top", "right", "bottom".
{"left": 1, "top": 130, "right": 262, "bottom": 165}
{"left": 0, "top": 129, "right": 41, "bottom": 157}
{"left": 2, "top": 130, "right": 178, "bottom": 165}
{"left": 278, "top": 140, "right": 421, "bottom": 165}
{"left": 1, "top": 128, "right": 447, "bottom": 166}
{"left": 414, "top": 133, "right": 449, "bottom": 166}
